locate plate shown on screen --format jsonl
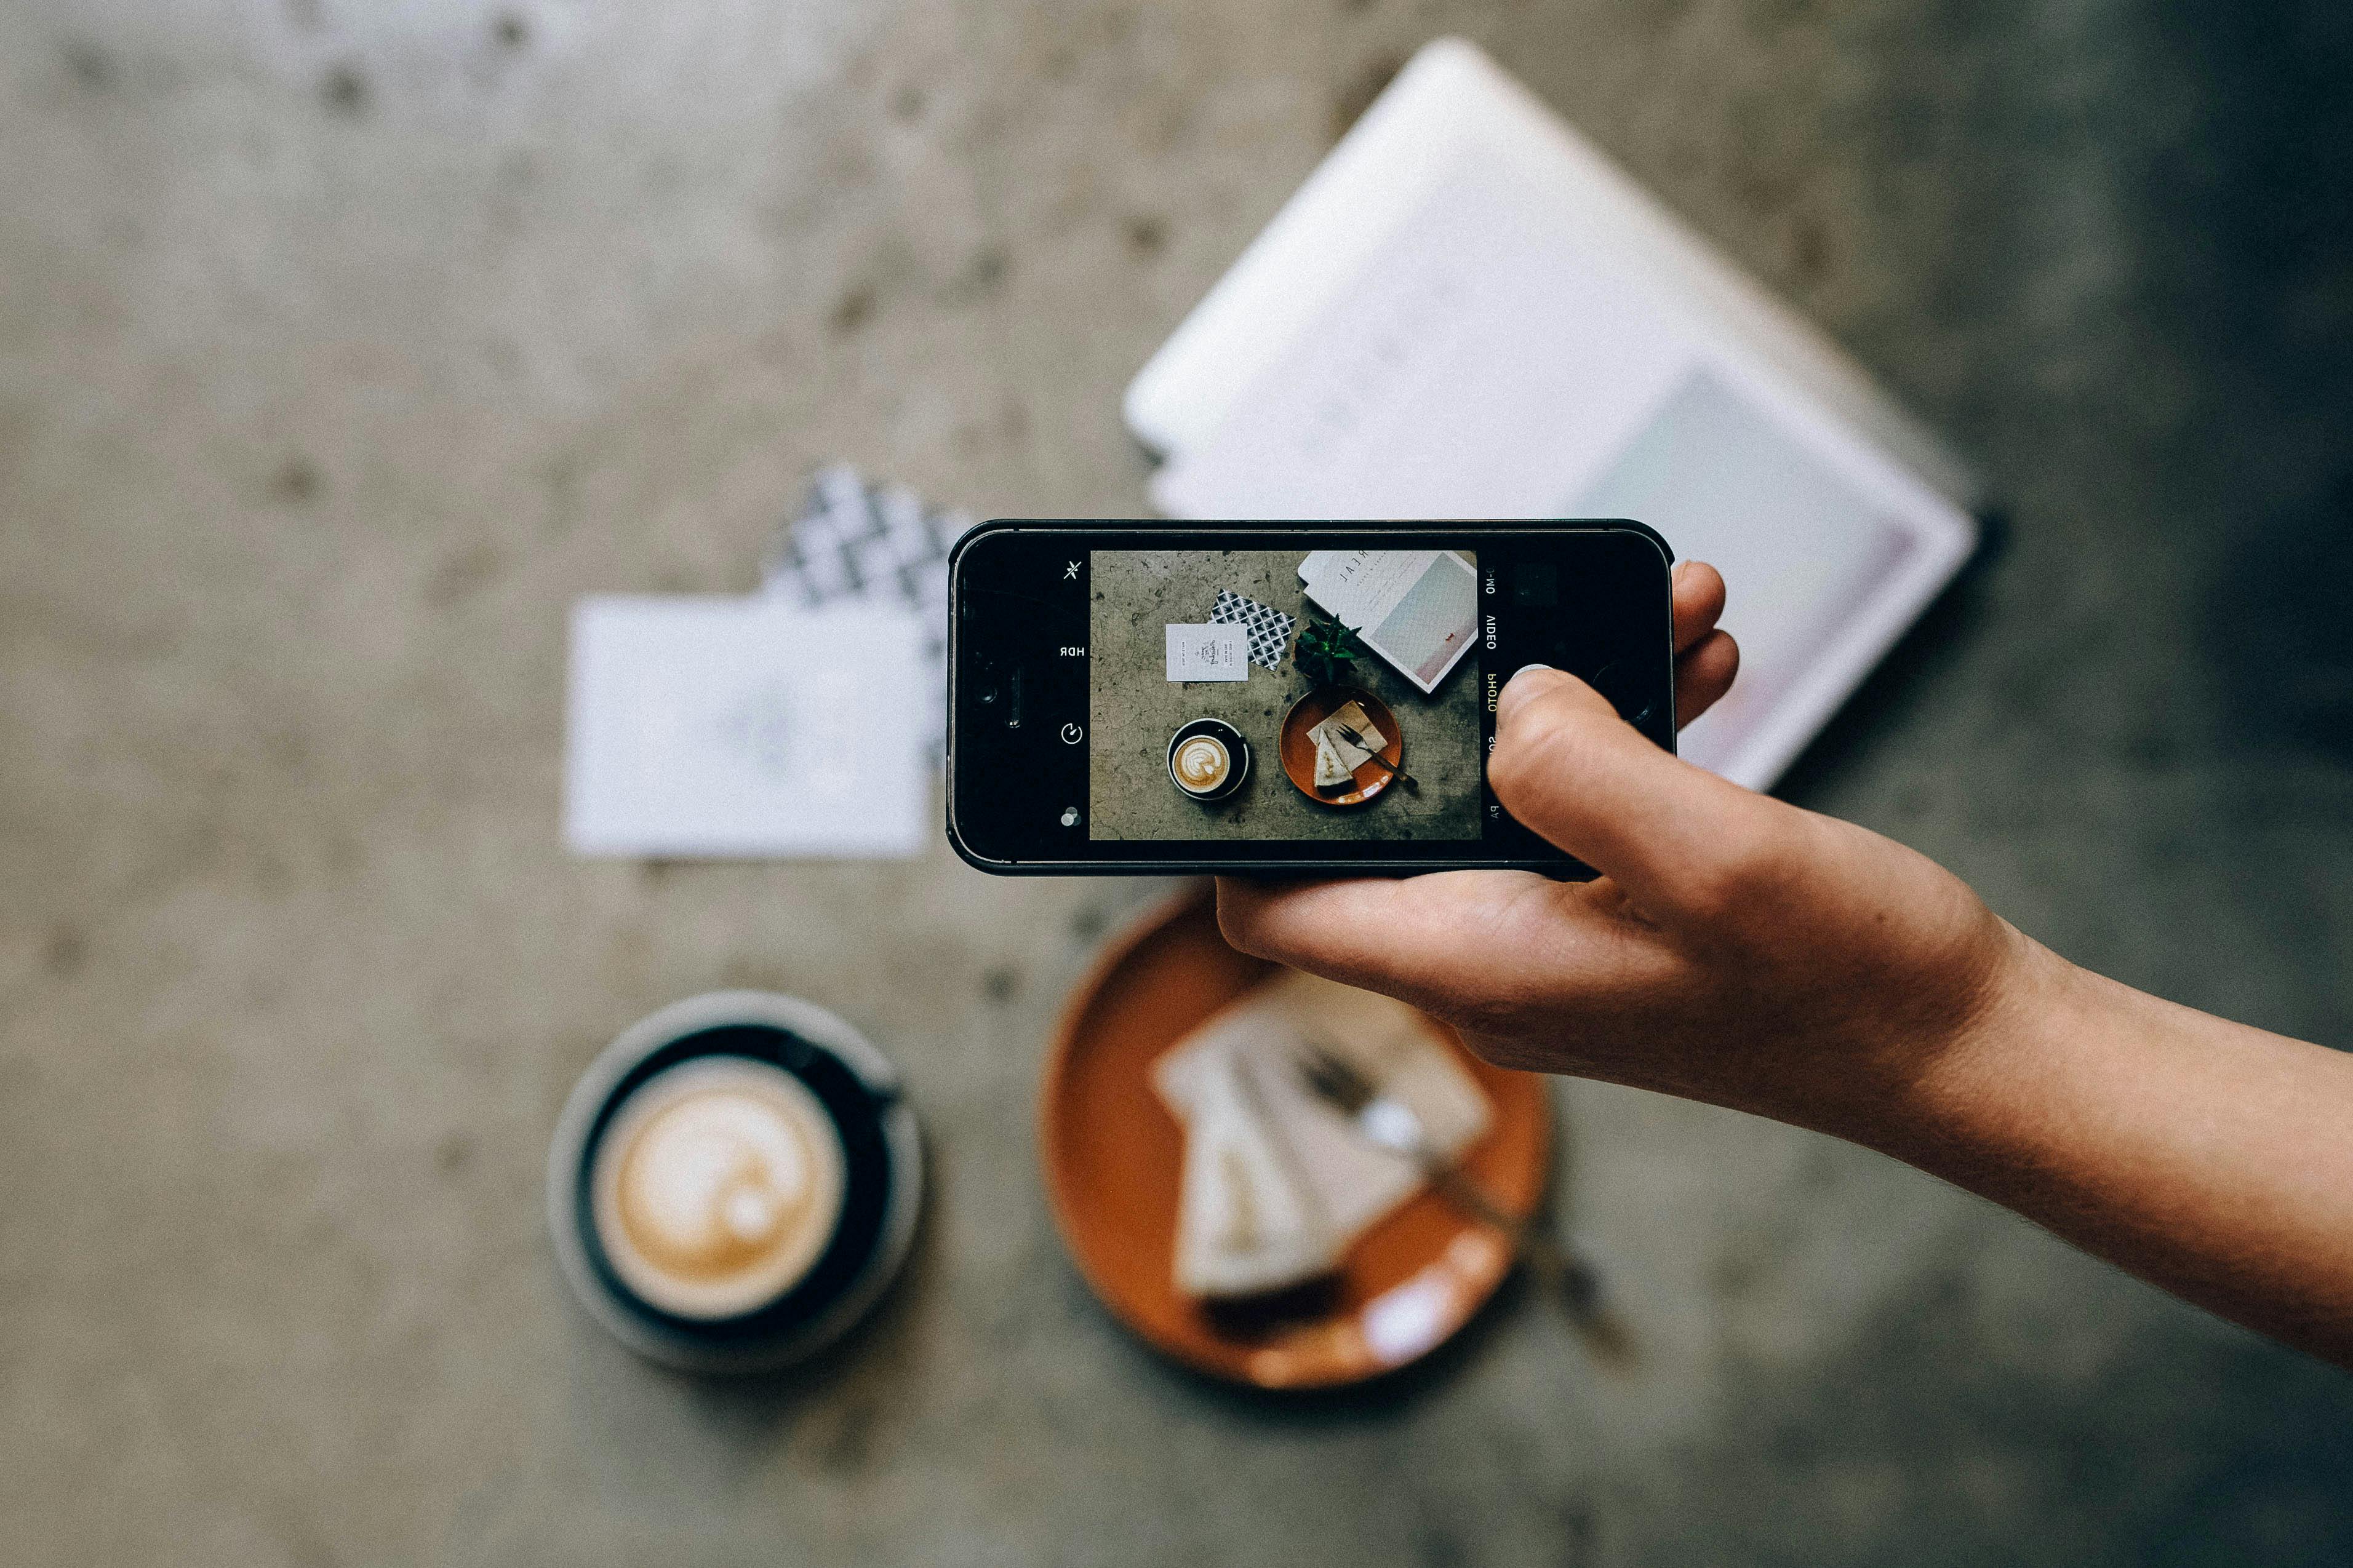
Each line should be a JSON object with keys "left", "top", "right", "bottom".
{"left": 1277, "top": 686, "right": 1404, "bottom": 808}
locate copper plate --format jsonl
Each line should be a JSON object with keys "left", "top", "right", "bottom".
{"left": 1278, "top": 685, "right": 1405, "bottom": 807}
{"left": 1039, "top": 886, "right": 1550, "bottom": 1390}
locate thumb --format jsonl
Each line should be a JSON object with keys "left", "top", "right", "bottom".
{"left": 1490, "top": 665, "right": 1777, "bottom": 915}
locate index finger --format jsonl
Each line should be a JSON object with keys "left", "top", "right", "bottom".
{"left": 1672, "top": 560, "right": 1727, "bottom": 654}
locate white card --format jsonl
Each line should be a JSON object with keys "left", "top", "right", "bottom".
{"left": 1164, "top": 623, "right": 1249, "bottom": 683}
{"left": 565, "top": 597, "right": 927, "bottom": 859}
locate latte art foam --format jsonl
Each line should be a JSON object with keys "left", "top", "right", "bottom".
{"left": 590, "top": 1058, "right": 847, "bottom": 1320}
{"left": 1173, "top": 736, "right": 1231, "bottom": 792}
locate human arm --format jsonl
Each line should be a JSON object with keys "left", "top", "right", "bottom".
{"left": 1216, "top": 569, "right": 2353, "bottom": 1365}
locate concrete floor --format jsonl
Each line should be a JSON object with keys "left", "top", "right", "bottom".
{"left": 5, "top": 1, "right": 2352, "bottom": 1564}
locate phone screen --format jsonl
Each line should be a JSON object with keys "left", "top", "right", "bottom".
{"left": 949, "top": 523, "right": 1672, "bottom": 872}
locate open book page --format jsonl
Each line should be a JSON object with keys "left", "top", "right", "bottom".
{"left": 1300, "top": 549, "right": 1480, "bottom": 694}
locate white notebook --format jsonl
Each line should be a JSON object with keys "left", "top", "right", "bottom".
{"left": 1125, "top": 38, "right": 1979, "bottom": 790}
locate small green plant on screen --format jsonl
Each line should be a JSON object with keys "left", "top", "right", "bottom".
{"left": 1293, "top": 611, "right": 1364, "bottom": 686}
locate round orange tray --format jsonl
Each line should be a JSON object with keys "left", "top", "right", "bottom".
{"left": 1039, "top": 886, "right": 1550, "bottom": 1389}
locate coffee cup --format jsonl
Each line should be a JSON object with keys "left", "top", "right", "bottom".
{"left": 548, "top": 992, "right": 921, "bottom": 1372}
{"left": 1167, "top": 718, "right": 1250, "bottom": 803}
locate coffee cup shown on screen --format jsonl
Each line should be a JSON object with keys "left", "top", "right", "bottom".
{"left": 548, "top": 992, "right": 921, "bottom": 1372}
{"left": 1166, "top": 718, "right": 1250, "bottom": 803}
{"left": 1173, "top": 736, "right": 1231, "bottom": 794}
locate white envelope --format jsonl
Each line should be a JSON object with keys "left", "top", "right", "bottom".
{"left": 564, "top": 597, "right": 927, "bottom": 859}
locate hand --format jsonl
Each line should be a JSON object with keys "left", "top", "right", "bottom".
{"left": 1216, "top": 560, "right": 2036, "bottom": 1139}
{"left": 1227, "top": 560, "right": 2353, "bottom": 1364}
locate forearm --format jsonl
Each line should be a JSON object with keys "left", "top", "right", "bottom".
{"left": 1860, "top": 933, "right": 2353, "bottom": 1365}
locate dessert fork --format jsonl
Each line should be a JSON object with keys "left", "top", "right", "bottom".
{"left": 1330, "top": 722, "right": 1417, "bottom": 792}
{"left": 1295, "top": 1043, "right": 1611, "bottom": 1330}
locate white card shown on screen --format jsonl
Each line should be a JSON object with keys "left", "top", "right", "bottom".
{"left": 1164, "top": 622, "right": 1250, "bottom": 683}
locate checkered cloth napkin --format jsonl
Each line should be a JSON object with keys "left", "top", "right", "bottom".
{"left": 1209, "top": 587, "right": 1296, "bottom": 671}
{"left": 764, "top": 465, "right": 973, "bottom": 760}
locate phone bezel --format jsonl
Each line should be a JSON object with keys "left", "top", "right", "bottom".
{"left": 945, "top": 519, "right": 1675, "bottom": 875}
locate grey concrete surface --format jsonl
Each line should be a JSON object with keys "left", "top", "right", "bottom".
{"left": 5, "top": 1, "right": 2352, "bottom": 1565}
{"left": 1086, "top": 549, "right": 1482, "bottom": 840}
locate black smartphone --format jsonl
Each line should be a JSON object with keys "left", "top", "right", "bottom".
{"left": 946, "top": 520, "right": 1674, "bottom": 875}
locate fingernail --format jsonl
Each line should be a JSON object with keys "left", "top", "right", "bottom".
{"left": 1496, "top": 663, "right": 1556, "bottom": 723}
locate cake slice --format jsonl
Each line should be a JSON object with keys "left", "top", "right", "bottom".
{"left": 1159, "top": 1024, "right": 1343, "bottom": 1299}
